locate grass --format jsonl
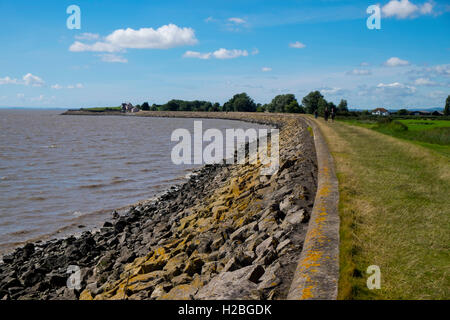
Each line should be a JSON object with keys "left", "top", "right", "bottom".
{"left": 338, "top": 118, "right": 450, "bottom": 157}
{"left": 310, "top": 116, "right": 450, "bottom": 299}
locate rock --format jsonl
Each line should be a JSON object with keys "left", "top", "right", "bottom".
{"left": 1, "top": 276, "right": 22, "bottom": 290}
{"left": 61, "top": 288, "right": 77, "bottom": 300}
{"left": 257, "top": 262, "right": 281, "bottom": 291}
{"left": 103, "top": 221, "right": 113, "bottom": 228}
{"left": 150, "top": 283, "right": 172, "bottom": 299}
{"left": 222, "top": 257, "right": 240, "bottom": 272}
{"left": 276, "top": 239, "right": 291, "bottom": 253}
{"left": 48, "top": 273, "right": 67, "bottom": 288}
{"left": 22, "top": 243, "right": 35, "bottom": 259}
{"left": 21, "top": 268, "right": 44, "bottom": 287}
{"left": 255, "top": 237, "right": 277, "bottom": 258}
{"left": 248, "top": 265, "right": 265, "bottom": 283}
{"left": 183, "top": 257, "right": 204, "bottom": 276}
{"left": 201, "top": 262, "right": 218, "bottom": 276}
{"left": 171, "top": 273, "right": 192, "bottom": 286}
{"left": 195, "top": 265, "right": 264, "bottom": 300}
{"left": 210, "top": 236, "right": 224, "bottom": 251}
{"left": 283, "top": 209, "right": 305, "bottom": 226}
{"left": 163, "top": 252, "right": 188, "bottom": 277}
{"left": 114, "top": 219, "right": 127, "bottom": 233}
{"left": 253, "top": 249, "right": 277, "bottom": 266}
{"left": 230, "top": 222, "right": 257, "bottom": 241}
{"left": 96, "top": 252, "right": 115, "bottom": 274}
{"left": 158, "top": 284, "right": 198, "bottom": 300}
{"left": 79, "top": 289, "right": 93, "bottom": 300}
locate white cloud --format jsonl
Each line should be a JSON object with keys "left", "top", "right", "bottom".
{"left": 377, "top": 82, "right": 416, "bottom": 93}
{"left": 98, "top": 54, "right": 128, "bottom": 63}
{"left": 51, "top": 84, "right": 63, "bottom": 89}
{"left": 384, "top": 57, "right": 410, "bottom": 67}
{"left": 17, "top": 93, "right": 24, "bottom": 98}
{"left": 228, "top": 17, "right": 246, "bottom": 24}
{"left": 262, "top": 67, "right": 272, "bottom": 72}
{"left": 420, "top": 2, "right": 433, "bottom": 14}
{"left": 360, "top": 62, "right": 370, "bottom": 66}
{"left": 23, "top": 73, "right": 45, "bottom": 87}
{"left": 414, "top": 77, "right": 437, "bottom": 86}
{"left": 431, "top": 64, "right": 450, "bottom": 76}
{"left": 213, "top": 48, "right": 248, "bottom": 59}
{"left": 183, "top": 48, "right": 249, "bottom": 60}
{"left": 75, "top": 33, "right": 100, "bottom": 41}
{"left": 382, "top": 0, "right": 434, "bottom": 19}
{"left": 183, "top": 51, "right": 212, "bottom": 59}
{"left": 69, "top": 24, "right": 198, "bottom": 52}
{"left": 320, "top": 87, "right": 344, "bottom": 95}
{"left": 251, "top": 48, "right": 259, "bottom": 55}
{"left": 0, "top": 76, "right": 18, "bottom": 85}
{"left": 408, "top": 64, "right": 450, "bottom": 78}
{"left": 205, "top": 16, "right": 215, "bottom": 23}
{"left": 67, "top": 83, "right": 83, "bottom": 89}
{"left": 347, "top": 69, "right": 371, "bottom": 75}
{"left": 70, "top": 41, "right": 120, "bottom": 52}
{"left": 289, "top": 41, "right": 306, "bottom": 49}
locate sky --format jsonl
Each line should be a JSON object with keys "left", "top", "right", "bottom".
{"left": 0, "top": 0, "right": 449, "bottom": 110}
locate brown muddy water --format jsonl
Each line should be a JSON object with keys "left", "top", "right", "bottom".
{"left": 0, "top": 110, "right": 269, "bottom": 254}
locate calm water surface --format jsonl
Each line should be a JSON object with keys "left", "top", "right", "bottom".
{"left": 0, "top": 110, "right": 269, "bottom": 254}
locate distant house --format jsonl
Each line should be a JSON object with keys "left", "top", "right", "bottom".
{"left": 411, "top": 110, "right": 431, "bottom": 116}
{"left": 432, "top": 111, "right": 444, "bottom": 116}
{"left": 371, "top": 108, "right": 390, "bottom": 116}
{"left": 121, "top": 103, "right": 139, "bottom": 113}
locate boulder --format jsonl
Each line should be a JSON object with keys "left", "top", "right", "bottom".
{"left": 195, "top": 265, "right": 264, "bottom": 300}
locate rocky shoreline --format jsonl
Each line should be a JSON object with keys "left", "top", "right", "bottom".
{"left": 0, "top": 112, "right": 317, "bottom": 300}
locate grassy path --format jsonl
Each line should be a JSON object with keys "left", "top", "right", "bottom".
{"left": 310, "top": 117, "right": 449, "bottom": 299}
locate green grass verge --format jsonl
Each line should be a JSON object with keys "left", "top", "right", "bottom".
{"left": 312, "top": 118, "right": 450, "bottom": 299}
{"left": 338, "top": 118, "right": 450, "bottom": 157}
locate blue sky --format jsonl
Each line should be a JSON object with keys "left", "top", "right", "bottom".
{"left": 0, "top": 0, "right": 449, "bottom": 109}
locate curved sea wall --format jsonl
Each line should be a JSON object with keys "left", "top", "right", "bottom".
{"left": 0, "top": 112, "right": 336, "bottom": 300}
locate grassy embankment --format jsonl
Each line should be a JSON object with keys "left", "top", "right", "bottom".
{"left": 310, "top": 116, "right": 449, "bottom": 299}
{"left": 339, "top": 118, "right": 450, "bottom": 157}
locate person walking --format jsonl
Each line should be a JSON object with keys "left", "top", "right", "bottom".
{"left": 314, "top": 110, "right": 318, "bottom": 119}
{"left": 331, "top": 106, "right": 336, "bottom": 122}
{"left": 324, "top": 107, "right": 329, "bottom": 122}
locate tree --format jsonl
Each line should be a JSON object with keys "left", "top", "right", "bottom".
{"left": 211, "top": 102, "right": 221, "bottom": 112}
{"left": 223, "top": 93, "right": 257, "bottom": 112}
{"left": 302, "top": 91, "right": 324, "bottom": 114}
{"left": 285, "top": 100, "right": 303, "bottom": 113}
{"left": 266, "top": 94, "right": 299, "bottom": 113}
{"left": 445, "top": 95, "right": 450, "bottom": 116}
{"left": 141, "top": 102, "right": 150, "bottom": 111}
{"left": 337, "top": 99, "right": 348, "bottom": 113}
{"left": 397, "top": 109, "right": 409, "bottom": 115}
{"left": 317, "top": 98, "right": 328, "bottom": 116}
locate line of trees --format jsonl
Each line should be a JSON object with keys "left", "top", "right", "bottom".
{"left": 134, "top": 91, "right": 349, "bottom": 115}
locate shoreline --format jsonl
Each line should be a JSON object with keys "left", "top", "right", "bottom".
{"left": 0, "top": 112, "right": 318, "bottom": 300}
